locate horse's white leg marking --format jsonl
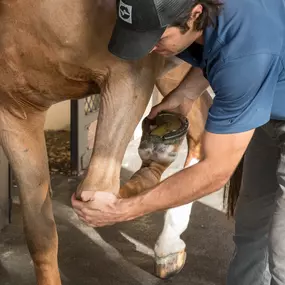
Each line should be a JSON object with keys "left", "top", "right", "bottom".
{"left": 155, "top": 158, "right": 199, "bottom": 258}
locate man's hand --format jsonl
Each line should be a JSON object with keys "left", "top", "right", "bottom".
{"left": 71, "top": 128, "right": 254, "bottom": 227}
{"left": 148, "top": 91, "right": 191, "bottom": 119}
{"left": 71, "top": 191, "right": 135, "bottom": 227}
{"left": 148, "top": 66, "right": 209, "bottom": 119}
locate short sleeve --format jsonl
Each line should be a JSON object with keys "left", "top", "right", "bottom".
{"left": 205, "top": 53, "right": 282, "bottom": 134}
{"left": 176, "top": 43, "right": 204, "bottom": 68}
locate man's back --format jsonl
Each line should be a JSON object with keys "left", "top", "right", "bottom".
{"left": 177, "top": 0, "right": 285, "bottom": 133}
{"left": 216, "top": 0, "right": 285, "bottom": 64}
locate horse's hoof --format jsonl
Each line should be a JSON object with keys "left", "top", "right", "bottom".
{"left": 154, "top": 250, "right": 186, "bottom": 279}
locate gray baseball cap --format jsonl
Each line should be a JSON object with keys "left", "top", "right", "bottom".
{"left": 108, "top": 0, "right": 190, "bottom": 60}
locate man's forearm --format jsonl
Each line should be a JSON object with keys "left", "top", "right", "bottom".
{"left": 125, "top": 159, "right": 228, "bottom": 219}
{"left": 175, "top": 67, "right": 209, "bottom": 101}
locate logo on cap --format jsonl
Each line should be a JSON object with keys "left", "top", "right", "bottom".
{"left": 119, "top": 0, "right": 132, "bottom": 24}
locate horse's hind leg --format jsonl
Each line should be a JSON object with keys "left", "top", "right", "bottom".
{"left": 154, "top": 63, "right": 212, "bottom": 279}
{"left": 0, "top": 109, "right": 61, "bottom": 285}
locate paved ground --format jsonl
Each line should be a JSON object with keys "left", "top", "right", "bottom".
{"left": 0, "top": 139, "right": 234, "bottom": 285}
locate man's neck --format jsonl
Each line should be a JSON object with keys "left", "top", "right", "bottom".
{"left": 195, "top": 32, "right": 204, "bottom": 45}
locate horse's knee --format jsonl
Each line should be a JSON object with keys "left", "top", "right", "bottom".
{"left": 26, "top": 217, "right": 58, "bottom": 258}
{"left": 22, "top": 192, "right": 58, "bottom": 253}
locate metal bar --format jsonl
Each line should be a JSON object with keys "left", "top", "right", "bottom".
{"left": 0, "top": 147, "right": 10, "bottom": 230}
{"left": 70, "top": 100, "right": 79, "bottom": 175}
{"left": 70, "top": 95, "right": 100, "bottom": 175}
{"left": 8, "top": 166, "right": 13, "bottom": 224}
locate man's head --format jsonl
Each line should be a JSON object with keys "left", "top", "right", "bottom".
{"left": 108, "top": 0, "right": 222, "bottom": 60}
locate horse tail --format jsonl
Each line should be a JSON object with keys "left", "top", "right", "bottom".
{"left": 223, "top": 156, "right": 244, "bottom": 217}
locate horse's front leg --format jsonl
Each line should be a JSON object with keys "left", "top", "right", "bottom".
{"left": 0, "top": 109, "right": 61, "bottom": 285}
{"left": 76, "top": 60, "right": 161, "bottom": 199}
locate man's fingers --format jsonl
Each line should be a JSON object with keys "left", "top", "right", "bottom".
{"left": 148, "top": 103, "right": 166, "bottom": 119}
{"left": 76, "top": 210, "right": 93, "bottom": 224}
{"left": 71, "top": 191, "right": 104, "bottom": 209}
{"left": 86, "top": 192, "right": 117, "bottom": 209}
{"left": 148, "top": 106, "right": 159, "bottom": 119}
{"left": 71, "top": 191, "right": 122, "bottom": 228}
{"left": 71, "top": 193, "right": 85, "bottom": 210}
{"left": 148, "top": 95, "right": 180, "bottom": 119}
{"left": 81, "top": 207, "right": 97, "bottom": 216}
{"left": 79, "top": 216, "right": 94, "bottom": 227}
{"left": 80, "top": 191, "right": 96, "bottom": 202}
{"left": 73, "top": 208, "right": 83, "bottom": 216}
{"left": 78, "top": 213, "right": 114, "bottom": 228}
{"left": 73, "top": 209, "right": 90, "bottom": 222}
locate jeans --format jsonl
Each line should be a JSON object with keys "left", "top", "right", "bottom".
{"left": 227, "top": 120, "right": 285, "bottom": 285}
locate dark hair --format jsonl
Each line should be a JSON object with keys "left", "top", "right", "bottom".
{"left": 172, "top": 0, "right": 223, "bottom": 33}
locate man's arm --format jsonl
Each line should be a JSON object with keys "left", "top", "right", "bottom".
{"left": 149, "top": 66, "right": 209, "bottom": 118}
{"left": 71, "top": 129, "right": 254, "bottom": 226}
{"left": 71, "top": 54, "right": 276, "bottom": 227}
{"left": 125, "top": 129, "right": 254, "bottom": 218}
{"left": 175, "top": 66, "right": 209, "bottom": 100}
{"left": 157, "top": 57, "right": 209, "bottom": 99}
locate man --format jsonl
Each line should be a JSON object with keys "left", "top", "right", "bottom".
{"left": 71, "top": 0, "right": 285, "bottom": 284}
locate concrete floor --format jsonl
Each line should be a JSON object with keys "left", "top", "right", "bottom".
{"left": 0, "top": 139, "right": 234, "bottom": 285}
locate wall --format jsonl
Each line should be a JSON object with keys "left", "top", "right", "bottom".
{"left": 44, "top": 101, "right": 71, "bottom": 131}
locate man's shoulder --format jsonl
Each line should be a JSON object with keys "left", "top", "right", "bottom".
{"left": 217, "top": 0, "right": 285, "bottom": 60}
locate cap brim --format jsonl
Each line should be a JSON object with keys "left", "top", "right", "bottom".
{"left": 108, "top": 21, "right": 166, "bottom": 61}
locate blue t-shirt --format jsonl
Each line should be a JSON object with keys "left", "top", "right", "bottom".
{"left": 177, "top": 0, "right": 285, "bottom": 134}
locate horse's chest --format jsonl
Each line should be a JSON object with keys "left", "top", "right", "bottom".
{"left": 0, "top": 41, "right": 95, "bottom": 107}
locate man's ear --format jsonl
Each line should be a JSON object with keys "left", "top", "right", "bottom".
{"left": 187, "top": 4, "right": 203, "bottom": 29}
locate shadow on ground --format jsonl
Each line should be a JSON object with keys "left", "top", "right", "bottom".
{"left": 0, "top": 137, "right": 234, "bottom": 285}
{"left": 0, "top": 173, "right": 234, "bottom": 285}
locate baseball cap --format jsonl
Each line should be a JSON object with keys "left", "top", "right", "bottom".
{"left": 108, "top": 0, "right": 191, "bottom": 60}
